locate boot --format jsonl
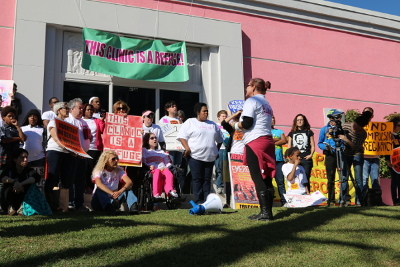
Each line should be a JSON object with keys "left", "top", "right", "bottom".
{"left": 248, "top": 191, "right": 273, "bottom": 221}
{"left": 59, "top": 188, "right": 69, "bottom": 212}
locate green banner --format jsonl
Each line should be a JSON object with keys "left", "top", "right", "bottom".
{"left": 81, "top": 28, "right": 189, "bottom": 82}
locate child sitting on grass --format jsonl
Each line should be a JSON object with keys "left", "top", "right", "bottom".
{"left": 282, "top": 147, "right": 309, "bottom": 196}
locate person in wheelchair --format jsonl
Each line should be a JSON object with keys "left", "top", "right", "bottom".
{"left": 91, "top": 150, "right": 139, "bottom": 215}
{"left": 142, "top": 133, "right": 179, "bottom": 199}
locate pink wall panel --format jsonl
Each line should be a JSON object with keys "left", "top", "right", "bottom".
{"left": 0, "top": 66, "right": 12, "bottom": 80}
{"left": 243, "top": 57, "right": 400, "bottom": 105}
{"left": 0, "top": 0, "right": 15, "bottom": 27}
{"left": 0, "top": 28, "right": 14, "bottom": 66}
{"left": 104, "top": 0, "right": 400, "bottom": 78}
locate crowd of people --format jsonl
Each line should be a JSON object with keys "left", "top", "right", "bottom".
{"left": 0, "top": 80, "right": 399, "bottom": 220}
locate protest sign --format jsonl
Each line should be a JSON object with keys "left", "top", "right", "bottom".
{"left": 159, "top": 123, "right": 184, "bottom": 151}
{"left": 103, "top": 113, "right": 143, "bottom": 167}
{"left": 82, "top": 28, "right": 189, "bottom": 82}
{"left": 363, "top": 122, "right": 393, "bottom": 155}
{"left": 55, "top": 118, "right": 92, "bottom": 159}
{"left": 283, "top": 191, "right": 327, "bottom": 208}
{"left": 391, "top": 147, "right": 400, "bottom": 174}
{"left": 229, "top": 153, "right": 260, "bottom": 209}
{"left": 228, "top": 100, "right": 245, "bottom": 114}
{"left": 0, "top": 80, "right": 14, "bottom": 107}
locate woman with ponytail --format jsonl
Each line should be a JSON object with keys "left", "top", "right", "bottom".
{"left": 230, "top": 78, "right": 276, "bottom": 221}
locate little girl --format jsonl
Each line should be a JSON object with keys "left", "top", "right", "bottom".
{"left": 282, "top": 147, "right": 309, "bottom": 195}
{"left": 142, "top": 133, "right": 178, "bottom": 198}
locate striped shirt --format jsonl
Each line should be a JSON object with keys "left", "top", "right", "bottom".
{"left": 342, "top": 122, "right": 367, "bottom": 156}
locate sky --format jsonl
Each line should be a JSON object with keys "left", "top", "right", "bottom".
{"left": 324, "top": 0, "right": 400, "bottom": 17}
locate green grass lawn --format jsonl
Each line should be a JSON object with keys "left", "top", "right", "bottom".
{"left": 1, "top": 206, "right": 400, "bottom": 267}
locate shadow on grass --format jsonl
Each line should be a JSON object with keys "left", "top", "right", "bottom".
{"left": 0, "top": 212, "right": 139, "bottom": 238}
{"left": 1, "top": 207, "right": 398, "bottom": 266}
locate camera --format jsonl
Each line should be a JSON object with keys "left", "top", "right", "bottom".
{"left": 329, "top": 119, "right": 344, "bottom": 138}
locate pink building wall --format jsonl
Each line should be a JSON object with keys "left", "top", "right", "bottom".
{"left": 97, "top": 0, "right": 400, "bottom": 149}
{"left": 0, "top": 0, "right": 15, "bottom": 80}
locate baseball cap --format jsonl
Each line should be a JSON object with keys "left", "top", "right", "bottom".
{"left": 327, "top": 109, "right": 343, "bottom": 118}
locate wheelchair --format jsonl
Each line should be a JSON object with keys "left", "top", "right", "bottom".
{"left": 137, "top": 165, "right": 185, "bottom": 212}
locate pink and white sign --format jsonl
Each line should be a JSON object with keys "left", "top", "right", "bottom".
{"left": 103, "top": 113, "right": 143, "bottom": 167}
{"left": 0, "top": 80, "right": 13, "bottom": 107}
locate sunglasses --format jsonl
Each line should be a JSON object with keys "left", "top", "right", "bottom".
{"left": 150, "top": 137, "right": 157, "bottom": 140}
{"left": 61, "top": 107, "right": 70, "bottom": 110}
{"left": 145, "top": 115, "right": 154, "bottom": 119}
{"left": 116, "top": 107, "right": 126, "bottom": 111}
{"left": 111, "top": 157, "right": 119, "bottom": 161}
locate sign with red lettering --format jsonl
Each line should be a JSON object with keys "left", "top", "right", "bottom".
{"left": 103, "top": 113, "right": 143, "bottom": 167}
{"left": 55, "top": 118, "right": 92, "bottom": 159}
{"left": 229, "top": 153, "right": 260, "bottom": 209}
{"left": 391, "top": 147, "right": 400, "bottom": 174}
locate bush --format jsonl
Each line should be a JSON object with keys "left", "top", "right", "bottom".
{"left": 345, "top": 109, "right": 361, "bottom": 122}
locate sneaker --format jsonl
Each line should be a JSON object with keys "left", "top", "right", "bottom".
{"left": 154, "top": 194, "right": 162, "bottom": 199}
{"left": 8, "top": 209, "right": 17, "bottom": 216}
{"left": 217, "top": 187, "right": 224, "bottom": 194}
{"left": 129, "top": 202, "right": 139, "bottom": 215}
{"left": 169, "top": 190, "right": 179, "bottom": 198}
{"left": 104, "top": 203, "right": 118, "bottom": 216}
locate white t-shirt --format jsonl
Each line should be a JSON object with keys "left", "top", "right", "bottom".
{"left": 177, "top": 118, "right": 223, "bottom": 162}
{"left": 65, "top": 114, "right": 91, "bottom": 152}
{"left": 230, "top": 130, "right": 245, "bottom": 155}
{"left": 282, "top": 163, "right": 308, "bottom": 195}
{"left": 142, "top": 124, "right": 165, "bottom": 142}
{"left": 240, "top": 94, "right": 273, "bottom": 145}
{"left": 92, "top": 167, "right": 127, "bottom": 194}
{"left": 142, "top": 148, "right": 171, "bottom": 169}
{"left": 159, "top": 116, "right": 180, "bottom": 124}
{"left": 46, "top": 119, "right": 68, "bottom": 153}
{"left": 93, "top": 112, "right": 101, "bottom": 119}
{"left": 21, "top": 125, "right": 45, "bottom": 162}
{"left": 83, "top": 118, "right": 98, "bottom": 150}
{"left": 42, "top": 110, "right": 56, "bottom": 121}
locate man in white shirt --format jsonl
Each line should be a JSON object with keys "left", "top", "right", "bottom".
{"left": 42, "top": 97, "right": 59, "bottom": 128}
{"left": 159, "top": 101, "right": 180, "bottom": 124}
{"left": 89, "top": 96, "right": 103, "bottom": 119}
{"left": 65, "top": 98, "right": 91, "bottom": 211}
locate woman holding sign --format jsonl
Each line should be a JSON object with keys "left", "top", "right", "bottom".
{"left": 45, "top": 102, "right": 74, "bottom": 212}
{"left": 230, "top": 78, "right": 276, "bottom": 221}
{"left": 386, "top": 117, "right": 400, "bottom": 206}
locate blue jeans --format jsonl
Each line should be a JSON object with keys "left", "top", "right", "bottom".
{"left": 274, "top": 161, "right": 286, "bottom": 204}
{"left": 91, "top": 188, "right": 137, "bottom": 211}
{"left": 363, "top": 158, "right": 380, "bottom": 192}
{"left": 45, "top": 151, "right": 74, "bottom": 193}
{"left": 342, "top": 155, "right": 364, "bottom": 205}
{"left": 214, "top": 149, "right": 225, "bottom": 189}
{"left": 187, "top": 156, "right": 214, "bottom": 203}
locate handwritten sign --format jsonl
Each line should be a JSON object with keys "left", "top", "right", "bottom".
{"left": 391, "top": 147, "right": 400, "bottom": 174}
{"left": 363, "top": 122, "right": 393, "bottom": 155}
{"left": 0, "top": 80, "right": 14, "bottom": 107}
{"left": 159, "top": 123, "right": 184, "bottom": 151}
{"left": 103, "top": 113, "right": 143, "bottom": 166}
{"left": 283, "top": 191, "right": 327, "bottom": 208}
{"left": 55, "top": 118, "right": 92, "bottom": 159}
{"left": 228, "top": 100, "right": 245, "bottom": 114}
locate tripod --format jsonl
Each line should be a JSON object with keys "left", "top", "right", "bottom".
{"left": 333, "top": 138, "right": 357, "bottom": 206}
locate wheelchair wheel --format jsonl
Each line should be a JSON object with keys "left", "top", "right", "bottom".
{"left": 166, "top": 198, "right": 181, "bottom": 210}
